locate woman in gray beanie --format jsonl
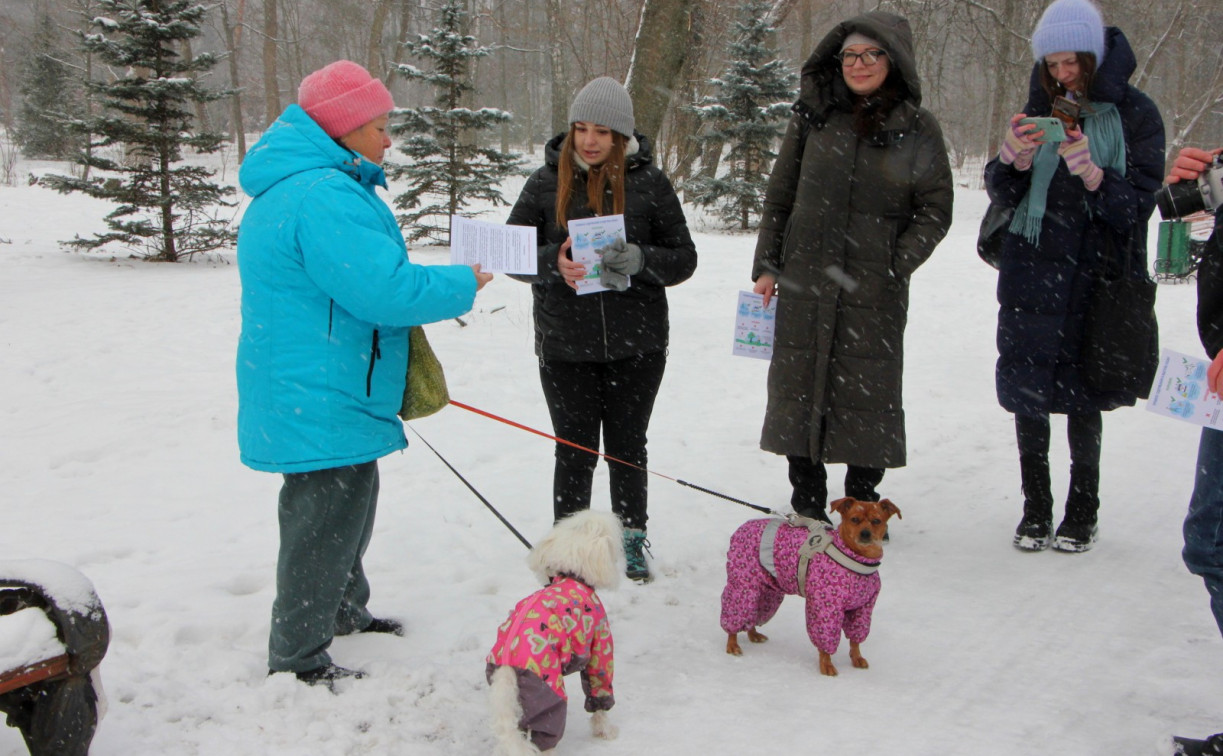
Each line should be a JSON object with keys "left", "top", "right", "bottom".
{"left": 507, "top": 77, "right": 697, "bottom": 582}
{"left": 985, "top": 0, "right": 1163, "bottom": 553}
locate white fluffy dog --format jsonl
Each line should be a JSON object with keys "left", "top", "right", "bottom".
{"left": 486, "top": 510, "right": 624, "bottom": 755}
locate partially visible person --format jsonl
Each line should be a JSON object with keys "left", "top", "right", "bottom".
{"left": 507, "top": 77, "right": 697, "bottom": 582}
{"left": 236, "top": 60, "right": 491, "bottom": 688}
{"left": 751, "top": 12, "right": 953, "bottom": 524}
{"left": 983, "top": 0, "right": 1163, "bottom": 553}
{"left": 1174, "top": 145, "right": 1223, "bottom": 756}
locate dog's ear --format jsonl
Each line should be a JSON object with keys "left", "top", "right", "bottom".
{"left": 829, "top": 497, "right": 853, "bottom": 516}
{"left": 879, "top": 498, "right": 902, "bottom": 520}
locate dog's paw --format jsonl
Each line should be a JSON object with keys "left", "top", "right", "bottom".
{"left": 818, "top": 653, "right": 839, "bottom": 676}
{"left": 591, "top": 710, "right": 618, "bottom": 740}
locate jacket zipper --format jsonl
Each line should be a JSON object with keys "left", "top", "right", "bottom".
{"left": 599, "top": 295, "right": 609, "bottom": 359}
{"left": 366, "top": 329, "right": 380, "bottom": 397}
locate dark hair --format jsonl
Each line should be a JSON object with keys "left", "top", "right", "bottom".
{"left": 1038, "top": 52, "right": 1097, "bottom": 101}
{"left": 554, "top": 124, "right": 628, "bottom": 230}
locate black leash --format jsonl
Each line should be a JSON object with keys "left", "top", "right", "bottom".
{"left": 448, "top": 400, "right": 784, "bottom": 518}
{"left": 406, "top": 424, "right": 533, "bottom": 550}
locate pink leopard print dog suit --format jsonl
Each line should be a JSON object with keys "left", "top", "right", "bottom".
{"left": 720, "top": 497, "right": 900, "bottom": 676}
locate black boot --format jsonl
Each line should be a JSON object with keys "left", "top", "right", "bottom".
{"left": 1174, "top": 732, "right": 1223, "bottom": 755}
{"left": 1054, "top": 464, "right": 1099, "bottom": 552}
{"left": 1014, "top": 454, "right": 1053, "bottom": 551}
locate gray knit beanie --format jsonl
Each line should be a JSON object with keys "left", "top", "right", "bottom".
{"left": 568, "top": 77, "right": 635, "bottom": 138}
{"left": 1031, "top": 0, "right": 1105, "bottom": 63}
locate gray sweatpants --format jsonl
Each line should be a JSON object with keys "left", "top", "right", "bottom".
{"left": 268, "top": 461, "right": 379, "bottom": 672}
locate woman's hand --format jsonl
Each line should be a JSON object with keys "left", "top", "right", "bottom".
{"left": 1000, "top": 114, "right": 1041, "bottom": 170}
{"left": 471, "top": 263, "right": 493, "bottom": 291}
{"left": 1209, "top": 350, "right": 1223, "bottom": 398}
{"left": 557, "top": 238, "right": 586, "bottom": 292}
{"left": 1057, "top": 127, "right": 1103, "bottom": 191}
{"left": 754, "top": 273, "right": 778, "bottom": 308}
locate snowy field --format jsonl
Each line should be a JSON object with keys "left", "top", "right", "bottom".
{"left": 0, "top": 153, "right": 1220, "bottom": 755}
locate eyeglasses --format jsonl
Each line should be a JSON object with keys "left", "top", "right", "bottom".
{"left": 838, "top": 49, "right": 887, "bottom": 67}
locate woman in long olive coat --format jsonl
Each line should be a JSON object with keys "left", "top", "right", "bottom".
{"left": 751, "top": 11, "right": 953, "bottom": 521}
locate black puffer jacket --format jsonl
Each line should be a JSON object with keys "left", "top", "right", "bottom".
{"left": 752, "top": 12, "right": 953, "bottom": 468}
{"left": 507, "top": 132, "right": 697, "bottom": 362}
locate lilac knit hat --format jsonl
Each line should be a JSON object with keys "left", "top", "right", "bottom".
{"left": 298, "top": 61, "right": 394, "bottom": 138}
{"left": 1031, "top": 0, "right": 1106, "bottom": 63}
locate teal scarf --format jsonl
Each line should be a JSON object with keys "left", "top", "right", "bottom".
{"left": 1009, "top": 101, "right": 1126, "bottom": 246}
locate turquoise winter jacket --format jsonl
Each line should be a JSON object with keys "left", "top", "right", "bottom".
{"left": 236, "top": 105, "right": 476, "bottom": 473}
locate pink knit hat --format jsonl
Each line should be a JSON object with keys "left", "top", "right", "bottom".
{"left": 298, "top": 60, "right": 394, "bottom": 138}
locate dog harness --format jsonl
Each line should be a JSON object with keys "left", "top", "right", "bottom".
{"left": 759, "top": 515, "right": 879, "bottom": 598}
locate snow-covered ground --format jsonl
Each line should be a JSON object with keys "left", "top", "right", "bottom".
{"left": 1, "top": 156, "right": 1220, "bottom": 755}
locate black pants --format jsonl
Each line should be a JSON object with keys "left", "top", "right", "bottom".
{"left": 1014, "top": 412, "right": 1102, "bottom": 470}
{"left": 539, "top": 352, "right": 666, "bottom": 531}
{"left": 787, "top": 455, "right": 885, "bottom": 519}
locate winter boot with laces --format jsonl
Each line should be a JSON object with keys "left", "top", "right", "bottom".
{"left": 1014, "top": 454, "right": 1054, "bottom": 552}
{"left": 623, "top": 528, "right": 652, "bottom": 583}
{"left": 1054, "top": 464, "right": 1099, "bottom": 553}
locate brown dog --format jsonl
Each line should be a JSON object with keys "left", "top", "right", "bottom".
{"left": 721, "top": 497, "right": 901, "bottom": 676}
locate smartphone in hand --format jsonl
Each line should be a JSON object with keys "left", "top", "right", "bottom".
{"left": 1019, "top": 116, "right": 1068, "bottom": 143}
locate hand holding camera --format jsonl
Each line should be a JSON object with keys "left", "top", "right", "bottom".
{"left": 1157, "top": 147, "right": 1223, "bottom": 220}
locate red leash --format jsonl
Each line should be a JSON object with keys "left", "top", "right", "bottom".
{"left": 446, "top": 399, "right": 777, "bottom": 515}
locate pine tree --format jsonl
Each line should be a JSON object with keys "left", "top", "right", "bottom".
{"left": 685, "top": 0, "right": 796, "bottom": 230}
{"left": 42, "top": 0, "right": 234, "bottom": 262}
{"left": 389, "top": 0, "right": 520, "bottom": 245}
{"left": 16, "top": 13, "right": 79, "bottom": 160}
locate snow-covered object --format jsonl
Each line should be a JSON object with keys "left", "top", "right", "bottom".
{"left": 0, "top": 608, "right": 64, "bottom": 673}
{"left": 0, "top": 559, "right": 109, "bottom": 675}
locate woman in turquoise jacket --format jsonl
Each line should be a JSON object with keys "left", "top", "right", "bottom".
{"left": 236, "top": 60, "right": 490, "bottom": 687}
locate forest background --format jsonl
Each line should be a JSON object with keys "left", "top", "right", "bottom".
{"left": 0, "top": 0, "right": 1219, "bottom": 192}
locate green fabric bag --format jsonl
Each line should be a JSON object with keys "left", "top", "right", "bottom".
{"left": 399, "top": 325, "right": 450, "bottom": 420}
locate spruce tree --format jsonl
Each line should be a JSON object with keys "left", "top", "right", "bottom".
{"left": 42, "top": 0, "right": 234, "bottom": 262}
{"left": 685, "top": 0, "right": 796, "bottom": 230}
{"left": 16, "top": 13, "right": 79, "bottom": 160}
{"left": 390, "top": 0, "right": 520, "bottom": 245}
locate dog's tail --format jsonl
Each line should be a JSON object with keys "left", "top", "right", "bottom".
{"left": 489, "top": 665, "right": 541, "bottom": 756}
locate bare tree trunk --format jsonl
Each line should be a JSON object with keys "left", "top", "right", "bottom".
{"left": 220, "top": 0, "right": 247, "bottom": 161}
{"left": 663, "top": 0, "right": 710, "bottom": 181}
{"left": 367, "top": 0, "right": 394, "bottom": 77}
{"left": 182, "top": 38, "right": 213, "bottom": 134}
{"left": 522, "top": 0, "right": 536, "bottom": 153}
{"left": 262, "top": 0, "right": 280, "bottom": 124}
{"left": 545, "top": 0, "right": 568, "bottom": 136}
{"left": 499, "top": 0, "right": 511, "bottom": 154}
{"left": 625, "top": 0, "right": 695, "bottom": 150}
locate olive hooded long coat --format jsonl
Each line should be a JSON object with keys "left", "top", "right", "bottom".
{"left": 752, "top": 12, "right": 953, "bottom": 468}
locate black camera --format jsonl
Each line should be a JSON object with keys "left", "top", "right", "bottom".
{"left": 1157, "top": 154, "right": 1223, "bottom": 220}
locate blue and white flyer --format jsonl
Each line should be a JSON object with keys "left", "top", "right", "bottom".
{"left": 1146, "top": 348, "right": 1223, "bottom": 429}
{"left": 733, "top": 290, "right": 777, "bottom": 360}
{"left": 567, "top": 214, "right": 626, "bottom": 295}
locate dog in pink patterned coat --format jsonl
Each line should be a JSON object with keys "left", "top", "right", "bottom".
{"left": 721, "top": 497, "right": 901, "bottom": 676}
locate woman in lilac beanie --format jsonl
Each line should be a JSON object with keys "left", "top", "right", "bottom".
{"left": 236, "top": 61, "right": 492, "bottom": 688}
{"left": 985, "top": 0, "right": 1164, "bottom": 554}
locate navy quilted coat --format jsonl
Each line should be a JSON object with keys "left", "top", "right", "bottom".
{"left": 984, "top": 28, "right": 1164, "bottom": 416}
